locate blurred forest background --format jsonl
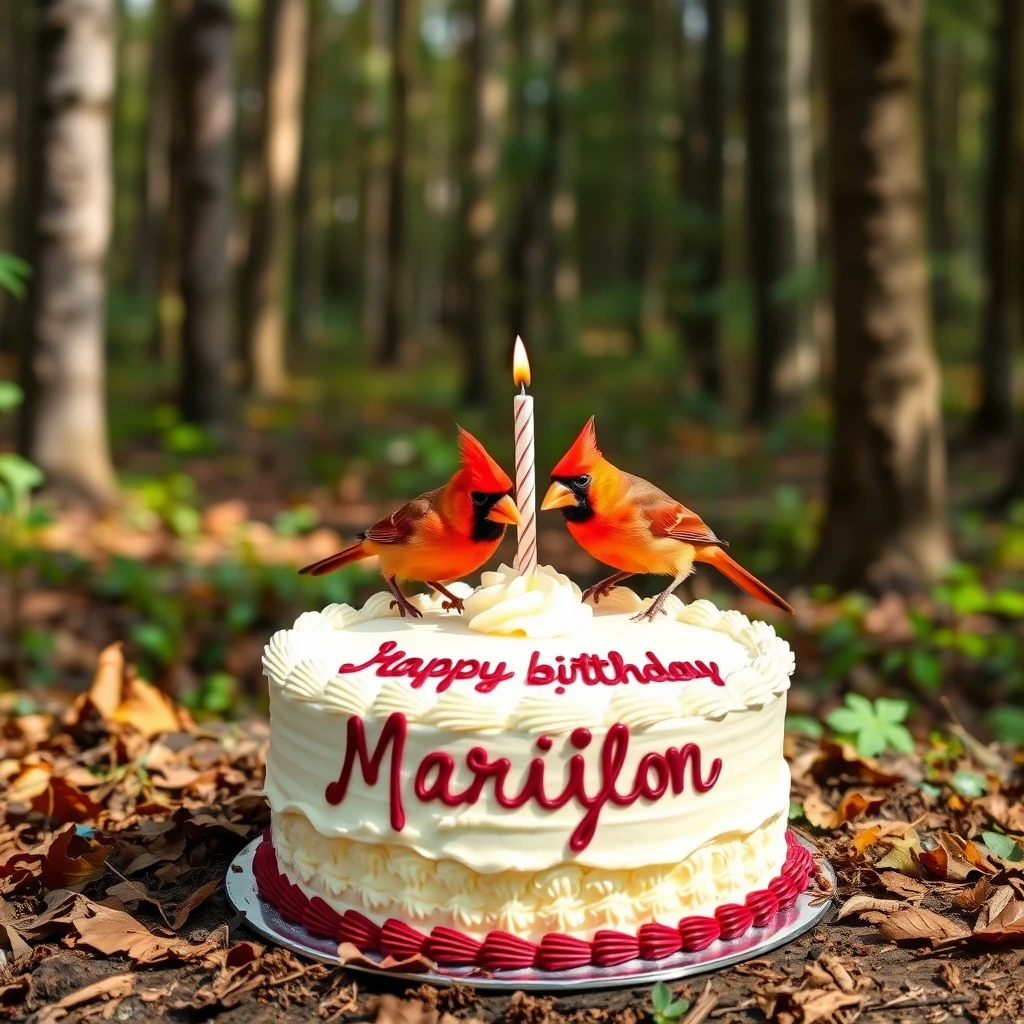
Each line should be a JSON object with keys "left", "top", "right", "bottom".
{"left": 2, "top": 0, "right": 1024, "bottom": 749}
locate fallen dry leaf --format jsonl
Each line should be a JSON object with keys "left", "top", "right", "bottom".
{"left": 973, "top": 899, "right": 1024, "bottom": 945}
{"left": 34, "top": 974, "right": 135, "bottom": 1024}
{"left": 39, "top": 825, "right": 112, "bottom": 890}
{"left": 837, "top": 894, "right": 904, "bottom": 921}
{"left": 918, "top": 832, "right": 996, "bottom": 882}
{"left": 955, "top": 877, "right": 993, "bottom": 913}
{"left": 874, "top": 870, "right": 929, "bottom": 899}
{"left": 171, "top": 877, "right": 221, "bottom": 930}
{"left": 72, "top": 901, "right": 191, "bottom": 963}
{"left": 338, "top": 942, "right": 435, "bottom": 974}
{"left": 878, "top": 907, "right": 970, "bottom": 947}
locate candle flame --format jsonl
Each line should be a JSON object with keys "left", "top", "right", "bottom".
{"left": 512, "top": 336, "right": 531, "bottom": 388}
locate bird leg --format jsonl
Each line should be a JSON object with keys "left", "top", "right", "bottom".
{"left": 428, "top": 581, "right": 466, "bottom": 613}
{"left": 632, "top": 575, "right": 686, "bottom": 623}
{"left": 582, "top": 571, "right": 633, "bottom": 605}
{"left": 386, "top": 577, "right": 423, "bottom": 618}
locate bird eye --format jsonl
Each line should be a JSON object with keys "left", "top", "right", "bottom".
{"left": 576, "top": 474, "right": 591, "bottom": 487}
{"left": 471, "top": 491, "right": 489, "bottom": 506}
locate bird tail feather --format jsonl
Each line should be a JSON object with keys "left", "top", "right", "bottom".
{"left": 298, "top": 540, "right": 367, "bottom": 577}
{"left": 698, "top": 547, "right": 794, "bottom": 614}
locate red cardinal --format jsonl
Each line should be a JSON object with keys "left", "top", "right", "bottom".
{"left": 541, "top": 417, "right": 793, "bottom": 621}
{"left": 298, "top": 428, "right": 520, "bottom": 617}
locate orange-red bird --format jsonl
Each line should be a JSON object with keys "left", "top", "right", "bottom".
{"left": 298, "top": 428, "right": 520, "bottom": 617}
{"left": 541, "top": 417, "right": 793, "bottom": 621}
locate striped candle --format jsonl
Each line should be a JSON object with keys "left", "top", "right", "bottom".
{"left": 512, "top": 336, "right": 537, "bottom": 575}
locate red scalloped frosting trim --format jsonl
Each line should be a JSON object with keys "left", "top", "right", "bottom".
{"left": 254, "top": 829, "right": 815, "bottom": 972}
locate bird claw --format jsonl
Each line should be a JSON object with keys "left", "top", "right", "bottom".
{"left": 389, "top": 598, "right": 423, "bottom": 619}
{"left": 582, "top": 582, "right": 615, "bottom": 605}
{"left": 631, "top": 602, "right": 668, "bottom": 623}
{"left": 441, "top": 597, "right": 465, "bottom": 614}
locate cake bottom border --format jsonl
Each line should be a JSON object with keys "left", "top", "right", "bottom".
{"left": 227, "top": 831, "right": 830, "bottom": 986}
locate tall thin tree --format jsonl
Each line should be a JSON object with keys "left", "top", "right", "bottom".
{"left": 459, "top": 0, "right": 512, "bottom": 405}
{"left": 292, "top": 0, "right": 325, "bottom": 348}
{"left": 243, "top": 0, "right": 308, "bottom": 396}
{"left": 812, "top": 0, "right": 948, "bottom": 591}
{"left": 20, "top": 0, "right": 118, "bottom": 504}
{"left": 678, "top": 0, "right": 724, "bottom": 398}
{"left": 543, "top": 0, "right": 580, "bottom": 351}
{"left": 174, "top": 0, "right": 235, "bottom": 430}
{"left": 379, "top": 0, "right": 411, "bottom": 364}
{"left": 746, "top": 0, "right": 818, "bottom": 422}
{"left": 361, "top": 0, "right": 391, "bottom": 361}
{"left": 973, "top": 0, "right": 1020, "bottom": 436}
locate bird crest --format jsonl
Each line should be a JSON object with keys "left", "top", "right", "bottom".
{"left": 552, "top": 416, "right": 602, "bottom": 477}
{"left": 457, "top": 427, "right": 512, "bottom": 492}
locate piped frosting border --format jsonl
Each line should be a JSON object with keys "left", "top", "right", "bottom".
{"left": 253, "top": 828, "right": 815, "bottom": 971}
{"left": 263, "top": 581, "right": 795, "bottom": 735}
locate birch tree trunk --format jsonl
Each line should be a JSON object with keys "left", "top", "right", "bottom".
{"left": 459, "top": 0, "right": 511, "bottom": 405}
{"left": 243, "top": 0, "right": 308, "bottom": 396}
{"left": 973, "top": 0, "right": 1020, "bottom": 436}
{"left": 175, "top": 0, "right": 235, "bottom": 431}
{"left": 812, "top": 0, "right": 949, "bottom": 591}
{"left": 746, "top": 0, "right": 818, "bottom": 422}
{"left": 20, "top": 0, "right": 118, "bottom": 505}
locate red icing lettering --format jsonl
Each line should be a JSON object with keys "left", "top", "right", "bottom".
{"left": 338, "top": 641, "right": 511, "bottom": 694}
{"left": 325, "top": 712, "right": 407, "bottom": 830}
{"left": 324, "top": 716, "right": 722, "bottom": 852}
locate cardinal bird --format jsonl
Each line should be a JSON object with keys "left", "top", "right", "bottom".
{"left": 298, "top": 428, "right": 520, "bottom": 617}
{"left": 541, "top": 417, "right": 793, "bottom": 621}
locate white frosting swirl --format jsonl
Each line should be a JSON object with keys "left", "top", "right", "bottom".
{"left": 321, "top": 675, "right": 373, "bottom": 715}
{"left": 464, "top": 563, "right": 593, "bottom": 638}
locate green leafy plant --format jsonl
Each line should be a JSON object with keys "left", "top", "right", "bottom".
{"left": 0, "top": 253, "right": 31, "bottom": 298}
{"left": 825, "top": 694, "right": 914, "bottom": 758}
{"left": 650, "top": 981, "right": 690, "bottom": 1024}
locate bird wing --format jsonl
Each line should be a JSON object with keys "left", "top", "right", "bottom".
{"left": 627, "top": 475, "right": 725, "bottom": 547}
{"left": 361, "top": 491, "right": 439, "bottom": 545}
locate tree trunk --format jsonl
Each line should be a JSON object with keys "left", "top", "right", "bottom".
{"left": 459, "top": 0, "right": 511, "bottom": 406}
{"left": 0, "top": 0, "right": 16, "bottom": 253}
{"left": 922, "top": 22, "right": 960, "bottom": 327}
{"left": 361, "top": 0, "right": 390, "bottom": 361}
{"left": 242, "top": 0, "right": 307, "bottom": 396}
{"left": 19, "top": 0, "right": 118, "bottom": 506}
{"left": 679, "top": 0, "right": 724, "bottom": 398}
{"left": 502, "top": 0, "right": 535, "bottom": 345}
{"left": 292, "top": 0, "right": 325, "bottom": 348}
{"left": 623, "top": 0, "right": 653, "bottom": 354}
{"left": 0, "top": 3, "right": 36, "bottom": 358}
{"left": 133, "top": 0, "right": 172, "bottom": 302}
{"left": 746, "top": 0, "right": 818, "bottom": 423}
{"left": 379, "top": 0, "right": 410, "bottom": 364}
{"left": 973, "top": 0, "right": 1020, "bottom": 437}
{"left": 175, "top": 0, "right": 235, "bottom": 431}
{"left": 543, "top": 0, "right": 580, "bottom": 351}
{"left": 812, "top": 0, "right": 948, "bottom": 592}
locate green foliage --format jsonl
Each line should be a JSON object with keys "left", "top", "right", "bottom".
{"left": 786, "top": 714, "right": 824, "bottom": 740}
{"left": 826, "top": 694, "right": 914, "bottom": 759}
{"left": 982, "top": 831, "right": 1024, "bottom": 862}
{"left": 0, "top": 253, "right": 31, "bottom": 298}
{"left": 950, "top": 768, "right": 988, "bottom": 800}
{"left": 650, "top": 981, "right": 690, "bottom": 1024}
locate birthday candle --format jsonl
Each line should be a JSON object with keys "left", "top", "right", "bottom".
{"left": 512, "top": 336, "right": 536, "bottom": 575}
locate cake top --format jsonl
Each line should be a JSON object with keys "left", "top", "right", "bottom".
{"left": 263, "top": 565, "right": 794, "bottom": 734}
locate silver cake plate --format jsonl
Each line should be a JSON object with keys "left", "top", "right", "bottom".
{"left": 226, "top": 836, "right": 834, "bottom": 992}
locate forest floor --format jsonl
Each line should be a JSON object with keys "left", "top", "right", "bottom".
{"left": 3, "top": 645, "right": 1024, "bottom": 1024}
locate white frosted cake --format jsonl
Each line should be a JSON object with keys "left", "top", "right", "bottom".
{"left": 258, "top": 565, "right": 812, "bottom": 971}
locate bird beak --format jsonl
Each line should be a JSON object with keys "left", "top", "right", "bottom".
{"left": 541, "top": 481, "right": 576, "bottom": 510}
{"left": 486, "top": 493, "right": 522, "bottom": 526}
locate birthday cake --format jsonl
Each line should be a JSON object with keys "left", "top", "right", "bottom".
{"left": 257, "top": 566, "right": 811, "bottom": 971}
